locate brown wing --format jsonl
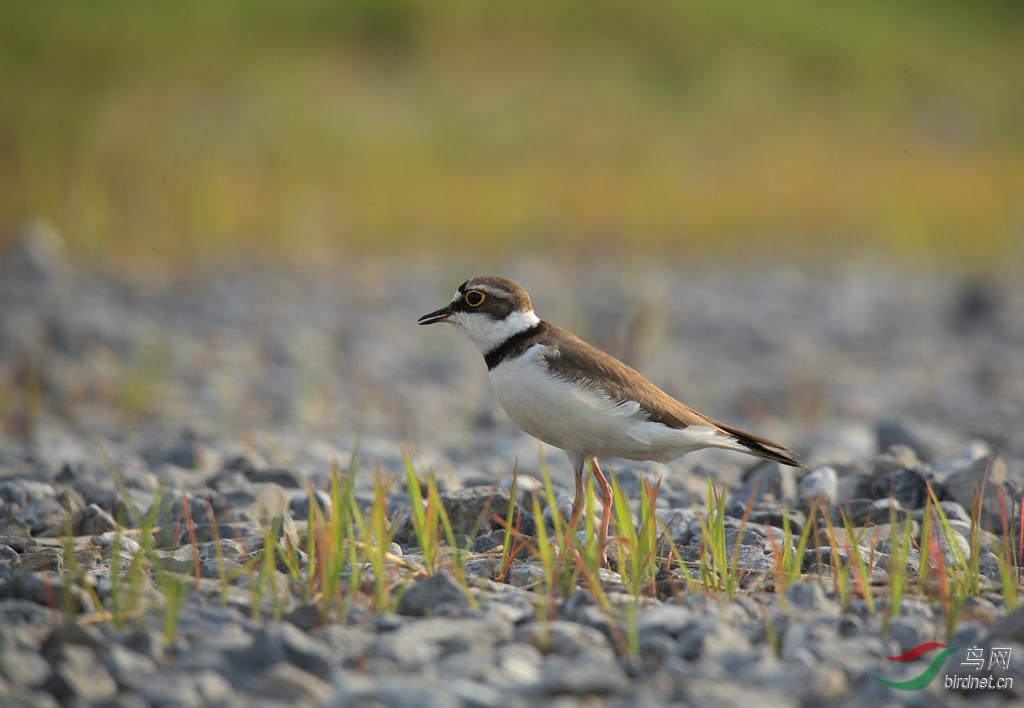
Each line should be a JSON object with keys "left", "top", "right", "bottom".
{"left": 538, "top": 324, "right": 710, "bottom": 428}
{"left": 539, "top": 324, "right": 805, "bottom": 468}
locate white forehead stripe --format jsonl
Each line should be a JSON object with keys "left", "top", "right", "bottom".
{"left": 452, "top": 283, "right": 505, "bottom": 302}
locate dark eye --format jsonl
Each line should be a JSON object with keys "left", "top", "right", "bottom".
{"left": 465, "top": 290, "right": 485, "bottom": 307}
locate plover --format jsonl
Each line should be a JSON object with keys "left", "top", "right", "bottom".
{"left": 419, "top": 276, "right": 804, "bottom": 553}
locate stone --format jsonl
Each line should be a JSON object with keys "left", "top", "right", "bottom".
{"left": 983, "top": 604, "right": 1024, "bottom": 644}
{"left": 288, "top": 489, "right": 332, "bottom": 521}
{"left": 488, "top": 643, "right": 544, "bottom": 689}
{"left": 676, "top": 620, "right": 750, "bottom": 661}
{"left": 41, "top": 621, "right": 109, "bottom": 653}
{"left": 224, "top": 629, "right": 288, "bottom": 681}
{"left": 0, "top": 645, "right": 52, "bottom": 687}
{"left": 367, "top": 632, "right": 441, "bottom": 670}
{"left": 803, "top": 424, "right": 877, "bottom": 468}
{"left": 470, "top": 530, "right": 505, "bottom": 553}
{"left": 90, "top": 533, "right": 144, "bottom": 558}
{"left": 242, "top": 466, "right": 304, "bottom": 489}
{"left": 722, "top": 526, "right": 769, "bottom": 550}
{"left": 944, "top": 455, "right": 1008, "bottom": 528}
{"left": 43, "top": 644, "right": 118, "bottom": 702}
{"left": 747, "top": 508, "right": 806, "bottom": 536}
{"left": 87, "top": 695, "right": 152, "bottom": 708}
{"left": 801, "top": 547, "right": 849, "bottom": 573}
{"left": 740, "top": 462, "right": 799, "bottom": 502}
{"left": 635, "top": 605, "right": 694, "bottom": 637}
{"left": 73, "top": 504, "right": 120, "bottom": 536}
{"left": 916, "top": 500, "right": 971, "bottom": 523}
{"left": 534, "top": 654, "right": 629, "bottom": 695}
{"left": 222, "top": 451, "right": 269, "bottom": 474}
{"left": 198, "top": 538, "right": 248, "bottom": 563}
{"left": 960, "top": 595, "right": 999, "bottom": 626}
{"left": 128, "top": 671, "right": 204, "bottom": 707}
{"left": 810, "top": 635, "right": 896, "bottom": 683}
{"left": 0, "top": 517, "right": 33, "bottom": 539}
{"left": 679, "top": 676, "right": 797, "bottom": 708}
{"left": 193, "top": 670, "right": 235, "bottom": 706}
{"left": 0, "top": 686, "right": 61, "bottom": 708}
{"left": 0, "top": 599, "right": 59, "bottom": 629}
{"left": 480, "top": 586, "right": 535, "bottom": 626}
{"left": 450, "top": 678, "right": 515, "bottom": 708}
{"left": 397, "top": 572, "right": 470, "bottom": 616}
{"left": 122, "top": 629, "right": 166, "bottom": 663}
{"left": 836, "top": 472, "right": 874, "bottom": 504}
{"left": 924, "top": 525, "right": 971, "bottom": 566}
{"left": 798, "top": 467, "right": 838, "bottom": 508}
{"left": 283, "top": 603, "right": 320, "bottom": 632}
{"left": 139, "top": 431, "right": 205, "bottom": 471}
{"left": 187, "top": 521, "right": 263, "bottom": 548}
{"left": 637, "top": 630, "right": 678, "bottom": 671}
{"left": 13, "top": 548, "right": 63, "bottom": 574}
{"left": 610, "top": 467, "right": 665, "bottom": 499}
{"left": 98, "top": 644, "right": 158, "bottom": 689}
{"left": 887, "top": 615, "right": 935, "bottom": 654}
{"left": 866, "top": 522, "right": 918, "bottom": 552}
{"left": 18, "top": 489, "right": 85, "bottom": 536}
{"left": 870, "top": 467, "right": 930, "bottom": 509}
{"left": 392, "top": 487, "right": 535, "bottom": 545}
{"left": 506, "top": 563, "right": 546, "bottom": 588}
{"left": 8, "top": 573, "right": 96, "bottom": 615}
{"left": 785, "top": 581, "right": 832, "bottom": 612}
{"left": 217, "top": 483, "right": 290, "bottom": 525}
{"left": 781, "top": 622, "right": 840, "bottom": 663}
{"left": 871, "top": 444, "right": 922, "bottom": 478}
{"left": 845, "top": 497, "right": 908, "bottom": 525}
{"left": 256, "top": 662, "right": 333, "bottom": 704}
{"left": 152, "top": 545, "right": 198, "bottom": 574}
{"left": 728, "top": 545, "right": 774, "bottom": 574}
{"left": 260, "top": 622, "right": 337, "bottom": 680}
{"left": 331, "top": 677, "right": 462, "bottom": 708}
{"left": 515, "top": 621, "right": 615, "bottom": 662}
{"left": 0, "top": 480, "right": 57, "bottom": 508}
{"left": 0, "top": 536, "right": 35, "bottom": 553}
{"left": 877, "top": 418, "right": 964, "bottom": 464}
{"left": 393, "top": 617, "right": 513, "bottom": 656}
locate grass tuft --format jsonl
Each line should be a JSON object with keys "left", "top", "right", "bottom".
{"left": 50, "top": 443, "right": 1024, "bottom": 651}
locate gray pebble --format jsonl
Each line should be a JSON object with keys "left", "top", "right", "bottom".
{"left": 799, "top": 467, "right": 838, "bottom": 508}
{"left": 257, "top": 662, "right": 334, "bottom": 704}
{"left": 43, "top": 643, "right": 118, "bottom": 702}
{"left": 396, "top": 572, "right": 470, "bottom": 617}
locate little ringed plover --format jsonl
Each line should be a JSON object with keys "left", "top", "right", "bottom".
{"left": 418, "top": 276, "right": 804, "bottom": 553}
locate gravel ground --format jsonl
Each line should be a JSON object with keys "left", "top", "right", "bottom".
{"left": 2, "top": 226, "right": 1024, "bottom": 707}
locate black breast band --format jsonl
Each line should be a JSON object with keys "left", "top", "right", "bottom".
{"left": 484, "top": 322, "right": 546, "bottom": 371}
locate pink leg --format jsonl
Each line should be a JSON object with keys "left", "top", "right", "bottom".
{"left": 562, "top": 465, "right": 586, "bottom": 558}
{"left": 590, "top": 458, "right": 613, "bottom": 565}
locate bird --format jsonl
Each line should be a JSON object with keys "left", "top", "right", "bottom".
{"left": 418, "top": 276, "right": 804, "bottom": 556}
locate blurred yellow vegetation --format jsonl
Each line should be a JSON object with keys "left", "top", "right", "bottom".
{"left": 1, "top": 0, "right": 1022, "bottom": 269}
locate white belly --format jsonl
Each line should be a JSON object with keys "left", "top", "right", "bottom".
{"left": 488, "top": 346, "right": 728, "bottom": 464}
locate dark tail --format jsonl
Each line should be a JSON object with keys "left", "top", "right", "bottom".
{"left": 712, "top": 419, "right": 806, "bottom": 468}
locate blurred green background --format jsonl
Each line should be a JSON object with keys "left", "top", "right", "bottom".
{"left": 2, "top": 0, "right": 1023, "bottom": 270}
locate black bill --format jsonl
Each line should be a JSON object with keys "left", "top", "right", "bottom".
{"left": 417, "top": 306, "right": 452, "bottom": 325}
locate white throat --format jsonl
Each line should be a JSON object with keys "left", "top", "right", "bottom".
{"left": 449, "top": 308, "right": 540, "bottom": 356}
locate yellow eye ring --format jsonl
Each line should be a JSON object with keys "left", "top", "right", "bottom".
{"left": 465, "top": 290, "right": 485, "bottom": 307}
